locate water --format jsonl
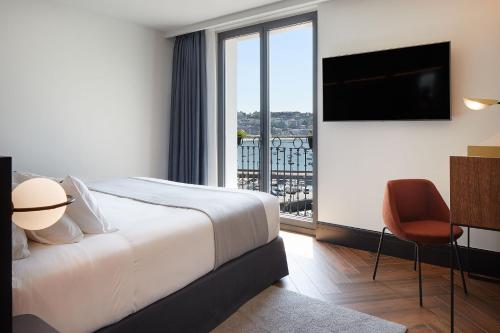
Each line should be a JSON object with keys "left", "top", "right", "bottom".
{"left": 237, "top": 138, "right": 313, "bottom": 172}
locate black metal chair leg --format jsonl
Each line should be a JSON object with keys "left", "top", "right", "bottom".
{"left": 454, "top": 240, "right": 468, "bottom": 294}
{"left": 372, "top": 227, "right": 387, "bottom": 280}
{"left": 416, "top": 243, "right": 423, "bottom": 307}
{"left": 413, "top": 244, "right": 417, "bottom": 271}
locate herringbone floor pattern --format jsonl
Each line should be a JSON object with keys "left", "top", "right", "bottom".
{"left": 275, "top": 231, "right": 500, "bottom": 333}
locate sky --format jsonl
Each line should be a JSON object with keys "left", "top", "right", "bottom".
{"left": 235, "top": 23, "right": 313, "bottom": 114}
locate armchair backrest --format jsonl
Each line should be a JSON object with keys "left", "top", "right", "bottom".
{"left": 382, "top": 179, "right": 450, "bottom": 239}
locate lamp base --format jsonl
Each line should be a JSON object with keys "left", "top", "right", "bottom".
{"left": 468, "top": 145, "right": 500, "bottom": 158}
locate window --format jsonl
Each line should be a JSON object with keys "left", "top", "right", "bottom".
{"left": 218, "top": 13, "right": 317, "bottom": 225}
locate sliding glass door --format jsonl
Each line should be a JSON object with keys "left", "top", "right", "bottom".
{"left": 218, "top": 13, "right": 317, "bottom": 225}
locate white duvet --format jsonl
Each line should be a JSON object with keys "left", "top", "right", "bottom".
{"left": 12, "top": 185, "right": 280, "bottom": 333}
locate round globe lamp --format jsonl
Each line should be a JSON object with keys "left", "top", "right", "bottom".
{"left": 12, "top": 178, "right": 74, "bottom": 230}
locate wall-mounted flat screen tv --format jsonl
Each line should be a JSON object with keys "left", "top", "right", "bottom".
{"left": 323, "top": 42, "right": 450, "bottom": 121}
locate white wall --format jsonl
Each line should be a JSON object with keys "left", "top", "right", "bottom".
{"left": 0, "top": 0, "right": 173, "bottom": 181}
{"left": 317, "top": 0, "right": 500, "bottom": 251}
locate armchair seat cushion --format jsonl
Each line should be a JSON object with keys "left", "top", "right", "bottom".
{"left": 400, "top": 220, "right": 463, "bottom": 244}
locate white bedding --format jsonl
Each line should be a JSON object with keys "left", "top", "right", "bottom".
{"left": 12, "top": 183, "right": 280, "bottom": 333}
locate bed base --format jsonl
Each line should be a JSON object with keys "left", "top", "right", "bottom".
{"left": 96, "top": 236, "right": 288, "bottom": 333}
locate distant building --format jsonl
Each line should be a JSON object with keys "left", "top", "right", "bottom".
{"left": 238, "top": 111, "right": 312, "bottom": 136}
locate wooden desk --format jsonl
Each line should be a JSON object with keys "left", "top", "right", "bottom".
{"left": 449, "top": 156, "right": 500, "bottom": 332}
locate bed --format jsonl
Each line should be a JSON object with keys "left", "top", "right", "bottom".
{"left": 12, "top": 177, "right": 288, "bottom": 333}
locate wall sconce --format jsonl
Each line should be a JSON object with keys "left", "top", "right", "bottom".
{"left": 463, "top": 97, "right": 499, "bottom": 111}
{"left": 463, "top": 97, "right": 500, "bottom": 158}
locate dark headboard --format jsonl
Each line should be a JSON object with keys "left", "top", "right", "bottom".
{"left": 0, "top": 156, "right": 12, "bottom": 332}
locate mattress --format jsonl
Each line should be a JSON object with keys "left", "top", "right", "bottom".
{"left": 12, "top": 183, "right": 280, "bottom": 333}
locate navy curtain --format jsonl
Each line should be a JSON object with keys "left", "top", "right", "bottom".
{"left": 168, "top": 31, "right": 207, "bottom": 185}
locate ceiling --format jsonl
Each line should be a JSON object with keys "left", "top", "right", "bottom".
{"left": 54, "top": 0, "right": 285, "bottom": 32}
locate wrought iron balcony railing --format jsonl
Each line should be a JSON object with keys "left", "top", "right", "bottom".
{"left": 237, "top": 135, "right": 313, "bottom": 219}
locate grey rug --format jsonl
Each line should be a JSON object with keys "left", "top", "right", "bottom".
{"left": 213, "top": 286, "right": 407, "bottom": 333}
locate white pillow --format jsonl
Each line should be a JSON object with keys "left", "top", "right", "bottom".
{"left": 62, "top": 175, "right": 116, "bottom": 234}
{"left": 26, "top": 215, "right": 84, "bottom": 245}
{"left": 13, "top": 171, "right": 62, "bottom": 184}
{"left": 12, "top": 223, "right": 30, "bottom": 260}
{"left": 12, "top": 173, "right": 18, "bottom": 188}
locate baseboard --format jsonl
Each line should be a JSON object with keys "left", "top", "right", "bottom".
{"left": 280, "top": 223, "right": 316, "bottom": 236}
{"left": 316, "top": 222, "right": 500, "bottom": 279}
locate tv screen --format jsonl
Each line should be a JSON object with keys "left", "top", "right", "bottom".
{"left": 322, "top": 42, "right": 450, "bottom": 121}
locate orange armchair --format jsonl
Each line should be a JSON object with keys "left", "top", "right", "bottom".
{"left": 373, "top": 179, "right": 467, "bottom": 306}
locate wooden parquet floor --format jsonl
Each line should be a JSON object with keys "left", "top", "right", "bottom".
{"left": 275, "top": 231, "right": 500, "bottom": 333}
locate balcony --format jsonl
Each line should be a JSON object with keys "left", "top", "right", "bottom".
{"left": 237, "top": 135, "right": 313, "bottom": 220}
